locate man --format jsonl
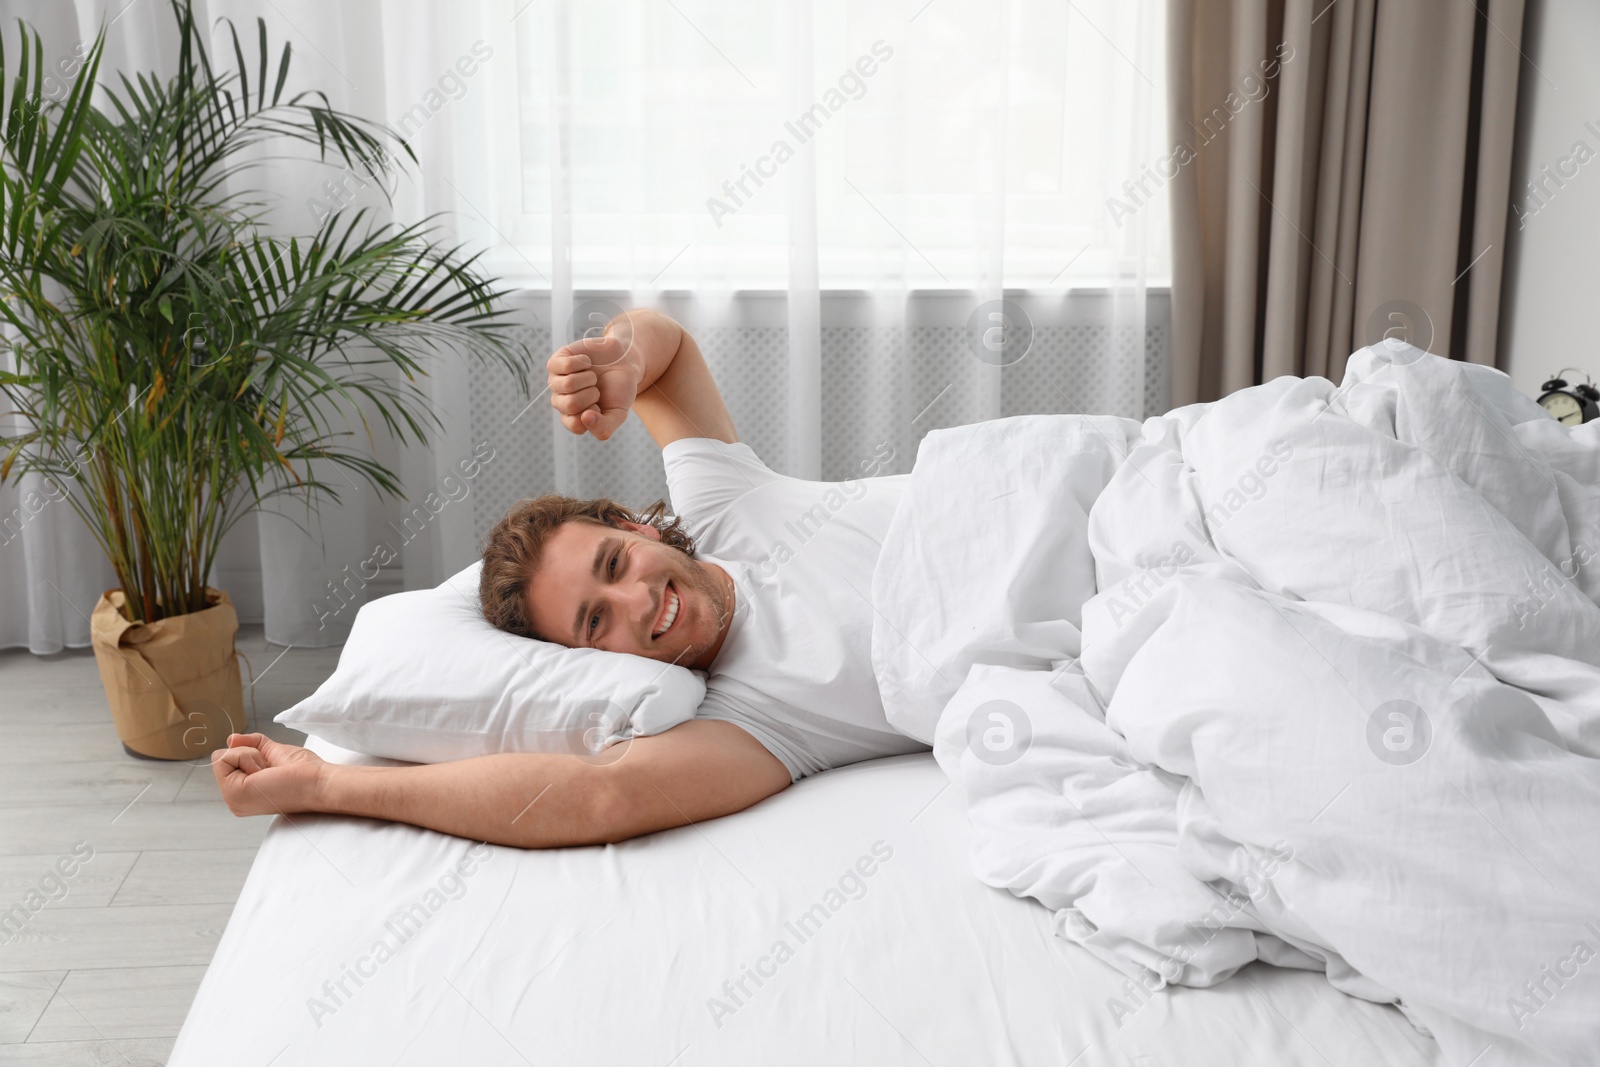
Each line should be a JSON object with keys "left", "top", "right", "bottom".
{"left": 211, "top": 309, "right": 927, "bottom": 846}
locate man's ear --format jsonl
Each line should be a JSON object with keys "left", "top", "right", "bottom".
{"left": 617, "top": 520, "right": 662, "bottom": 541}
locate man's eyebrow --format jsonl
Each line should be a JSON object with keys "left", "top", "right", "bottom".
{"left": 570, "top": 537, "right": 619, "bottom": 644}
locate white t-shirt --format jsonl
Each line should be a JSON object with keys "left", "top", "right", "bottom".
{"left": 662, "top": 437, "right": 931, "bottom": 780}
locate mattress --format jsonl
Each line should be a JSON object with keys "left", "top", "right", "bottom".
{"left": 170, "top": 741, "right": 1442, "bottom": 1066}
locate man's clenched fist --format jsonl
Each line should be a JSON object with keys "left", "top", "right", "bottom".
{"left": 548, "top": 329, "right": 641, "bottom": 441}
{"left": 211, "top": 733, "right": 326, "bottom": 817}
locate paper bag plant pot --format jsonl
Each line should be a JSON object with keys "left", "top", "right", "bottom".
{"left": 90, "top": 588, "right": 245, "bottom": 760}
{"left": 0, "top": 7, "right": 536, "bottom": 770}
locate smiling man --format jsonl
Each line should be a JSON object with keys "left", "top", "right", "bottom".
{"left": 212, "top": 308, "right": 926, "bottom": 846}
{"left": 482, "top": 494, "right": 733, "bottom": 670}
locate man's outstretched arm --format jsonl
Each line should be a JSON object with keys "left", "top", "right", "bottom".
{"left": 548, "top": 308, "right": 737, "bottom": 448}
{"left": 210, "top": 720, "right": 790, "bottom": 848}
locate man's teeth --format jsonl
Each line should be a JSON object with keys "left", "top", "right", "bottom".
{"left": 654, "top": 587, "right": 679, "bottom": 637}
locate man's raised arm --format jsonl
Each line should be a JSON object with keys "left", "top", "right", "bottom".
{"left": 547, "top": 308, "right": 737, "bottom": 449}
{"left": 209, "top": 721, "right": 790, "bottom": 848}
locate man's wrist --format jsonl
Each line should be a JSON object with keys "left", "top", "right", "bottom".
{"left": 309, "top": 761, "right": 351, "bottom": 816}
{"left": 606, "top": 319, "right": 649, "bottom": 387}
{"left": 608, "top": 308, "right": 679, "bottom": 393}
{"left": 620, "top": 345, "right": 648, "bottom": 390}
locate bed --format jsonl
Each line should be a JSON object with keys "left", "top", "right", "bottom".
{"left": 170, "top": 739, "right": 1441, "bottom": 1066}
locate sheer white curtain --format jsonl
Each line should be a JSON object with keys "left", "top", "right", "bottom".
{"left": 0, "top": 0, "right": 1167, "bottom": 655}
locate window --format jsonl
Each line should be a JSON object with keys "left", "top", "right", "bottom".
{"left": 479, "top": 0, "right": 1169, "bottom": 291}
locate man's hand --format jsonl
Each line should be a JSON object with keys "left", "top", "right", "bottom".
{"left": 548, "top": 333, "right": 642, "bottom": 441}
{"left": 546, "top": 309, "right": 737, "bottom": 449}
{"left": 210, "top": 733, "right": 326, "bottom": 817}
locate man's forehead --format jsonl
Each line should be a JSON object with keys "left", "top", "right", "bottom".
{"left": 548, "top": 518, "right": 608, "bottom": 554}
{"left": 531, "top": 521, "right": 611, "bottom": 593}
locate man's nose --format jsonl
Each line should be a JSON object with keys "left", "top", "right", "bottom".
{"left": 617, "top": 578, "right": 654, "bottom": 631}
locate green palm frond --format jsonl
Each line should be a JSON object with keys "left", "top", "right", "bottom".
{"left": 0, "top": 0, "right": 533, "bottom": 623}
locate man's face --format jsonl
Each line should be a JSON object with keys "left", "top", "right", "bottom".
{"left": 525, "top": 520, "right": 731, "bottom": 669}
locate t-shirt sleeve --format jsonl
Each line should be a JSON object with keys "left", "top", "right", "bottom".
{"left": 661, "top": 438, "right": 781, "bottom": 528}
{"left": 696, "top": 686, "right": 823, "bottom": 783}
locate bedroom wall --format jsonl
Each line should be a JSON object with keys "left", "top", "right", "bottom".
{"left": 1499, "top": 0, "right": 1600, "bottom": 400}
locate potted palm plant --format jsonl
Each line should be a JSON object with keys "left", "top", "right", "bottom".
{"left": 0, "top": 2, "right": 533, "bottom": 758}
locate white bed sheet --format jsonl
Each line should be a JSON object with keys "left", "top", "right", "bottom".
{"left": 171, "top": 741, "right": 1442, "bottom": 1066}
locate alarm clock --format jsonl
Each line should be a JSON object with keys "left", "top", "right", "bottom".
{"left": 1537, "top": 369, "right": 1600, "bottom": 426}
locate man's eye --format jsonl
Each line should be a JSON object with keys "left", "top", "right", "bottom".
{"left": 608, "top": 552, "right": 618, "bottom": 577}
{"left": 589, "top": 612, "right": 601, "bottom": 634}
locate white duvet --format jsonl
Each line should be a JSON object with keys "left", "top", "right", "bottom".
{"left": 871, "top": 342, "right": 1600, "bottom": 1067}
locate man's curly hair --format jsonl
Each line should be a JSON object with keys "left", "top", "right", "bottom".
{"left": 478, "top": 495, "right": 695, "bottom": 640}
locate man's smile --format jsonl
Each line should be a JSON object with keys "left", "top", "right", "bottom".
{"left": 652, "top": 580, "right": 680, "bottom": 638}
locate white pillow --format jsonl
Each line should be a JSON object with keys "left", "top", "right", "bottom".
{"left": 276, "top": 562, "right": 705, "bottom": 763}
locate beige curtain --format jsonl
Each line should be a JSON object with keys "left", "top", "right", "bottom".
{"left": 1167, "top": 0, "right": 1526, "bottom": 404}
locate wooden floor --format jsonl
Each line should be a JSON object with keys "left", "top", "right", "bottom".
{"left": 0, "top": 629, "right": 339, "bottom": 1066}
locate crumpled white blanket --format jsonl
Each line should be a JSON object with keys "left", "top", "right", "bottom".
{"left": 870, "top": 342, "right": 1600, "bottom": 1067}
